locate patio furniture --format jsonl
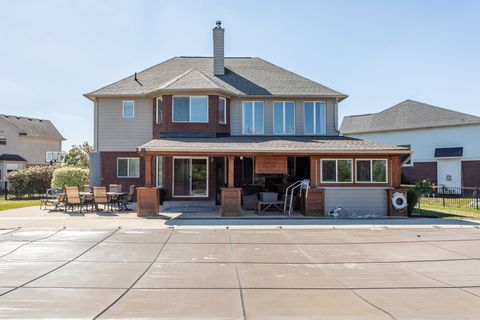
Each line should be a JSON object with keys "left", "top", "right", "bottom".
{"left": 260, "top": 192, "right": 278, "bottom": 202}
{"left": 118, "top": 185, "right": 135, "bottom": 211}
{"left": 241, "top": 190, "right": 259, "bottom": 210}
{"left": 258, "top": 200, "right": 285, "bottom": 215}
{"left": 40, "top": 188, "right": 65, "bottom": 211}
{"left": 109, "top": 184, "right": 122, "bottom": 193}
{"left": 64, "top": 186, "right": 85, "bottom": 213}
{"left": 82, "top": 185, "right": 91, "bottom": 193}
{"left": 93, "top": 187, "right": 111, "bottom": 212}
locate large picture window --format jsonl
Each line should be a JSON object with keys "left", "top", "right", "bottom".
{"left": 117, "top": 158, "right": 140, "bottom": 178}
{"left": 242, "top": 101, "right": 264, "bottom": 134}
{"left": 304, "top": 101, "right": 326, "bottom": 134}
{"left": 321, "top": 159, "right": 352, "bottom": 183}
{"left": 273, "top": 101, "right": 295, "bottom": 134}
{"left": 173, "top": 96, "right": 208, "bottom": 122}
{"left": 356, "top": 159, "right": 387, "bottom": 183}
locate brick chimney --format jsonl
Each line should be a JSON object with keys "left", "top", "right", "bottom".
{"left": 213, "top": 20, "right": 225, "bottom": 76}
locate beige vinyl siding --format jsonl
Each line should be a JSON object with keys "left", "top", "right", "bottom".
{"left": 0, "top": 119, "right": 62, "bottom": 165}
{"left": 96, "top": 98, "right": 152, "bottom": 151}
{"left": 324, "top": 188, "right": 387, "bottom": 216}
{"left": 230, "top": 98, "right": 338, "bottom": 136}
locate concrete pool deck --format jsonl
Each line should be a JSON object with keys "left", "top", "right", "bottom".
{"left": 1, "top": 227, "right": 480, "bottom": 319}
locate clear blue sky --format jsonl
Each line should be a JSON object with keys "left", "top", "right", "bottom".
{"left": 1, "top": 0, "right": 479, "bottom": 149}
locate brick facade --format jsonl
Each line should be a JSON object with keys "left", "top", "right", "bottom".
{"left": 462, "top": 160, "right": 480, "bottom": 188}
{"left": 100, "top": 151, "right": 145, "bottom": 192}
{"left": 152, "top": 95, "right": 230, "bottom": 138}
{"left": 402, "top": 161, "right": 437, "bottom": 185}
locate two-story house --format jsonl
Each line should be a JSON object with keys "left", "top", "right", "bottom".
{"left": 0, "top": 114, "right": 64, "bottom": 187}
{"left": 85, "top": 22, "right": 409, "bottom": 216}
{"left": 341, "top": 100, "right": 480, "bottom": 189}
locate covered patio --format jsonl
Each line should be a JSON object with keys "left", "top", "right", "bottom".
{"left": 136, "top": 136, "right": 409, "bottom": 217}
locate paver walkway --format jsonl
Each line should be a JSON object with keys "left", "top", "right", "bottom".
{"left": 0, "top": 227, "right": 480, "bottom": 319}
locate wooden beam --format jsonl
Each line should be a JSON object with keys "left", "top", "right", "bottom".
{"left": 145, "top": 154, "right": 152, "bottom": 187}
{"left": 227, "top": 156, "right": 235, "bottom": 188}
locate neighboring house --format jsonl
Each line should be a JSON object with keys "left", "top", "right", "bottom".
{"left": 0, "top": 114, "right": 64, "bottom": 187}
{"left": 85, "top": 21, "right": 409, "bottom": 216}
{"left": 340, "top": 100, "right": 480, "bottom": 189}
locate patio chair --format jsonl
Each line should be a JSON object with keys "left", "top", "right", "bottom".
{"left": 93, "top": 186, "right": 111, "bottom": 212}
{"left": 64, "top": 186, "right": 84, "bottom": 213}
{"left": 241, "top": 189, "right": 259, "bottom": 210}
{"left": 40, "top": 188, "right": 65, "bottom": 210}
{"left": 109, "top": 184, "right": 122, "bottom": 193}
{"left": 119, "top": 185, "right": 135, "bottom": 211}
{"left": 82, "top": 185, "right": 91, "bottom": 193}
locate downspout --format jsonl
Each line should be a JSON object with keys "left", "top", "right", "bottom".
{"left": 93, "top": 98, "right": 98, "bottom": 151}
{"left": 334, "top": 97, "right": 340, "bottom": 135}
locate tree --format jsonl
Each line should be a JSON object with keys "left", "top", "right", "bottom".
{"left": 62, "top": 142, "right": 93, "bottom": 168}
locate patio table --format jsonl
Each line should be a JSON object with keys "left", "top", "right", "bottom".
{"left": 107, "top": 192, "right": 127, "bottom": 211}
{"left": 258, "top": 200, "right": 285, "bottom": 215}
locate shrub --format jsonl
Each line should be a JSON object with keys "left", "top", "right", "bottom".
{"left": 6, "top": 166, "right": 56, "bottom": 198}
{"left": 51, "top": 167, "right": 89, "bottom": 189}
{"left": 407, "top": 189, "right": 419, "bottom": 216}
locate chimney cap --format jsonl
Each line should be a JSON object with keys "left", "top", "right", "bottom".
{"left": 215, "top": 20, "right": 222, "bottom": 29}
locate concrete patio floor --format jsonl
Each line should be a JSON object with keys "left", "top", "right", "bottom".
{"left": 0, "top": 226, "right": 480, "bottom": 319}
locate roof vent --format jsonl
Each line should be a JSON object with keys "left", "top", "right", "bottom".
{"left": 213, "top": 20, "right": 225, "bottom": 76}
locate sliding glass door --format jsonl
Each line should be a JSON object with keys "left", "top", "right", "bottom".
{"left": 173, "top": 157, "right": 208, "bottom": 197}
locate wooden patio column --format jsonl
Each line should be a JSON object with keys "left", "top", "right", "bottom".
{"left": 221, "top": 155, "right": 241, "bottom": 216}
{"left": 227, "top": 156, "right": 235, "bottom": 188}
{"left": 144, "top": 154, "right": 152, "bottom": 187}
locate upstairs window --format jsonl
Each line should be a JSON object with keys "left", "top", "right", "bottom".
{"left": 242, "top": 101, "right": 264, "bottom": 134}
{"left": 173, "top": 96, "right": 208, "bottom": 122}
{"left": 156, "top": 97, "right": 163, "bottom": 123}
{"left": 117, "top": 157, "right": 140, "bottom": 178}
{"left": 218, "top": 97, "right": 226, "bottom": 124}
{"left": 0, "top": 135, "right": 6, "bottom": 145}
{"left": 321, "top": 159, "right": 352, "bottom": 183}
{"left": 356, "top": 159, "right": 387, "bottom": 183}
{"left": 304, "top": 101, "right": 326, "bottom": 134}
{"left": 273, "top": 101, "right": 295, "bottom": 134}
{"left": 122, "top": 101, "right": 135, "bottom": 118}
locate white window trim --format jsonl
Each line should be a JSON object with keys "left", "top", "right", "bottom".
{"left": 172, "top": 157, "right": 209, "bottom": 198}
{"left": 273, "top": 101, "right": 296, "bottom": 135}
{"left": 355, "top": 159, "right": 388, "bottom": 183}
{"left": 156, "top": 156, "right": 163, "bottom": 187}
{"left": 122, "top": 100, "right": 135, "bottom": 118}
{"left": 219, "top": 97, "right": 227, "bottom": 124}
{"left": 172, "top": 96, "right": 209, "bottom": 123}
{"left": 242, "top": 101, "right": 265, "bottom": 135}
{"left": 320, "top": 159, "right": 353, "bottom": 183}
{"left": 117, "top": 157, "right": 140, "bottom": 178}
{"left": 303, "top": 101, "right": 326, "bottom": 135}
{"left": 156, "top": 97, "right": 163, "bottom": 123}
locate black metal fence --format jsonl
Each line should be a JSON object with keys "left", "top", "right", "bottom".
{"left": 1, "top": 181, "right": 48, "bottom": 200}
{"left": 416, "top": 185, "right": 480, "bottom": 211}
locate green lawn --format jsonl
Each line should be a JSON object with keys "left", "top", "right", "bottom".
{"left": 0, "top": 199, "right": 41, "bottom": 211}
{"left": 413, "top": 204, "right": 480, "bottom": 220}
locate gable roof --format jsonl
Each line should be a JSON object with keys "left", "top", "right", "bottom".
{"left": 85, "top": 57, "right": 347, "bottom": 99}
{"left": 0, "top": 154, "right": 27, "bottom": 161}
{"left": 0, "top": 114, "right": 65, "bottom": 140}
{"left": 340, "top": 100, "right": 480, "bottom": 135}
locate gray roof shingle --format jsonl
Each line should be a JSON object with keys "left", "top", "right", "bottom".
{"left": 138, "top": 136, "right": 408, "bottom": 155}
{"left": 0, "top": 114, "right": 65, "bottom": 140}
{"left": 340, "top": 100, "right": 480, "bottom": 134}
{"left": 85, "top": 57, "right": 347, "bottom": 98}
{"left": 0, "top": 154, "right": 27, "bottom": 161}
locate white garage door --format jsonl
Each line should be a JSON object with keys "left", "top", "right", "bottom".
{"left": 325, "top": 188, "right": 387, "bottom": 217}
